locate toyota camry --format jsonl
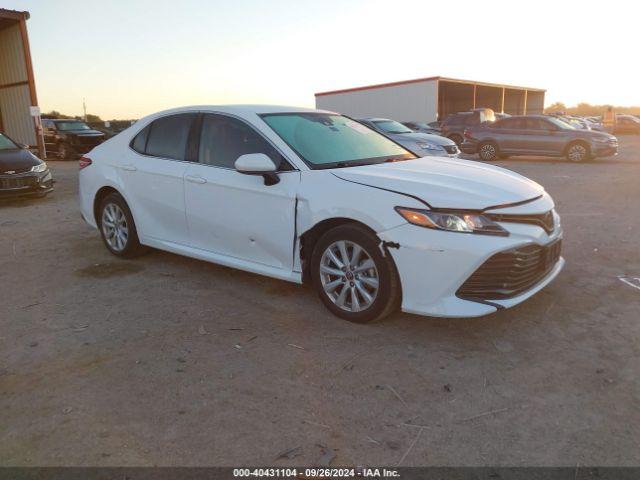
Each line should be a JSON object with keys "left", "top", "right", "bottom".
{"left": 78, "top": 105, "right": 564, "bottom": 322}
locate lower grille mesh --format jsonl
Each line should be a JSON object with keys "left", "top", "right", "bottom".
{"left": 457, "top": 240, "right": 562, "bottom": 300}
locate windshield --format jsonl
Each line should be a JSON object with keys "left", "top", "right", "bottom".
{"left": 0, "top": 133, "right": 19, "bottom": 150}
{"left": 408, "top": 122, "right": 429, "bottom": 129}
{"left": 261, "top": 113, "right": 416, "bottom": 169}
{"left": 372, "top": 120, "right": 413, "bottom": 134}
{"left": 547, "top": 117, "right": 576, "bottom": 130}
{"left": 55, "top": 121, "right": 91, "bottom": 131}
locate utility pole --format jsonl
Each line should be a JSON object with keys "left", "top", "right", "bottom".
{"left": 83, "top": 98, "right": 87, "bottom": 121}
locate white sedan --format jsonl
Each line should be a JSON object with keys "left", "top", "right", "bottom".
{"left": 78, "top": 105, "right": 564, "bottom": 323}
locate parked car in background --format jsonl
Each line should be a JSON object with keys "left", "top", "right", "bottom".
{"left": 461, "top": 115, "right": 618, "bottom": 162}
{"left": 614, "top": 115, "right": 640, "bottom": 134}
{"left": 43, "top": 119, "right": 106, "bottom": 159}
{"left": 358, "top": 118, "right": 459, "bottom": 157}
{"left": 0, "top": 131, "right": 53, "bottom": 199}
{"left": 79, "top": 105, "right": 563, "bottom": 322}
{"left": 440, "top": 108, "right": 496, "bottom": 146}
{"left": 402, "top": 121, "right": 441, "bottom": 135}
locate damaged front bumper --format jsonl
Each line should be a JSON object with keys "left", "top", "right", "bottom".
{"left": 378, "top": 214, "right": 564, "bottom": 318}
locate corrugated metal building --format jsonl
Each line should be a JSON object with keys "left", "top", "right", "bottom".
{"left": 0, "top": 8, "right": 42, "bottom": 155}
{"left": 315, "top": 76, "right": 545, "bottom": 122}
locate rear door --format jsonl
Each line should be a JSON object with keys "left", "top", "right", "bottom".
{"left": 183, "top": 113, "right": 299, "bottom": 270}
{"left": 120, "top": 113, "right": 196, "bottom": 245}
{"left": 490, "top": 117, "right": 526, "bottom": 153}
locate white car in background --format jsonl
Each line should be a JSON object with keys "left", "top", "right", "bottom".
{"left": 79, "top": 105, "right": 564, "bottom": 323}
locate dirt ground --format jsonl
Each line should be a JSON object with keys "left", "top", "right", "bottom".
{"left": 1, "top": 136, "right": 639, "bottom": 467}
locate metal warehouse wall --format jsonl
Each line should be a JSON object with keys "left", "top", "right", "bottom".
{"left": 316, "top": 80, "right": 438, "bottom": 122}
{"left": 0, "top": 22, "right": 35, "bottom": 146}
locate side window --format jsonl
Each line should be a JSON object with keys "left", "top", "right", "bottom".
{"left": 131, "top": 125, "right": 150, "bottom": 154}
{"left": 145, "top": 113, "right": 195, "bottom": 160}
{"left": 198, "top": 114, "right": 292, "bottom": 170}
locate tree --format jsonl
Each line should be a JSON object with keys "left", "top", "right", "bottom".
{"left": 544, "top": 102, "right": 566, "bottom": 114}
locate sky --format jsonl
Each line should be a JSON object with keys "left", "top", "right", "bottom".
{"left": 3, "top": 0, "right": 638, "bottom": 119}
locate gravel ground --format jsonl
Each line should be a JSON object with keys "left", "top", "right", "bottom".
{"left": 1, "top": 136, "right": 639, "bottom": 467}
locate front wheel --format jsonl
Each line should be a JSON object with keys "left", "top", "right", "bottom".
{"left": 478, "top": 142, "right": 499, "bottom": 161}
{"left": 566, "top": 142, "right": 591, "bottom": 162}
{"left": 311, "top": 224, "right": 400, "bottom": 323}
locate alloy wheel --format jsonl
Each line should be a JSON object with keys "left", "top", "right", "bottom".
{"left": 480, "top": 143, "right": 497, "bottom": 161}
{"left": 101, "top": 203, "right": 129, "bottom": 252}
{"left": 567, "top": 144, "right": 587, "bottom": 162}
{"left": 319, "top": 240, "right": 379, "bottom": 312}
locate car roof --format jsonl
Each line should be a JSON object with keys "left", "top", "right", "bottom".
{"left": 149, "top": 104, "right": 333, "bottom": 116}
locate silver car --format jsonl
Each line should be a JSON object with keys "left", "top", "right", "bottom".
{"left": 357, "top": 118, "right": 460, "bottom": 157}
{"left": 461, "top": 115, "right": 618, "bottom": 162}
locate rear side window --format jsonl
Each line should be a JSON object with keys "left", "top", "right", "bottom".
{"left": 199, "top": 114, "right": 292, "bottom": 170}
{"left": 131, "top": 126, "right": 149, "bottom": 153}
{"left": 144, "top": 114, "right": 196, "bottom": 160}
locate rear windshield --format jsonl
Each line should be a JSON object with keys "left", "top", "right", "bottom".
{"left": 0, "top": 133, "right": 18, "bottom": 150}
{"left": 261, "top": 113, "right": 415, "bottom": 169}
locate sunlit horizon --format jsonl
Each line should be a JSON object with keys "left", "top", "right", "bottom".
{"left": 3, "top": 0, "right": 638, "bottom": 119}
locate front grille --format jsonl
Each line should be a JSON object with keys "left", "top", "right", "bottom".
{"left": 443, "top": 145, "right": 459, "bottom": 154}
{"left": 0, "top": 176, "right": 36, "bottom": 190}
{"left": 486, "top": 211, "right": 554, "bottom": 234}
{"left": 457, "top": 239, "right": 562, "bottom": 300}
{"left": 1, "top": 166, "right": 31, "bottom": 175}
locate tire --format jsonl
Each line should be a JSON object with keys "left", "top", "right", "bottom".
{"left": 311, "top": 224, "right": 400, "bottom": 323}
{"left": 98, "top": 192, "right": 147, "bottom": 258}
{"left": 478, "top": 141, "right": 499, "bottom": 161}
{"left": 57, "top": 142, "right": 75, "bottom": 160}
{"left": 449, "top": 134, "right": 463, "bottom": 146}
{"left": 565, "top": 141, "right": 591, "bottom": 162}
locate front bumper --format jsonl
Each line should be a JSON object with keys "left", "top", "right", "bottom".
{"left": 378, "top": 214, "right": 564, "bottom": 318}
{"left": 0, "top": 170, "right": 54, "bottom": 199}
{"left": 592, "top": 143, "right": 618, "bottom": 158}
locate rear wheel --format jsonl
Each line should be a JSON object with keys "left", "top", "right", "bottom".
{"left": 479, "top": 141, "right": 499, "bottom": 161}
{"left": 311, "top": 224, "right": 400, "bottom": 323}
{"left": 566, "top": 142, "right": 590, "bottom": 162}
{"left": 98, "top": 192, "right": 147, "bottom": 258}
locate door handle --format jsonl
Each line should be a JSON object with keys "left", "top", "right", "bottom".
{"left": 121, "top": 164, "right": 137, "bottom": 171}
{"left": 185, "top": 175, "right": 207, "bottom": 184}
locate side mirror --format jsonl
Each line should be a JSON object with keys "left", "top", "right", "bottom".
{"left": 234, "top": 153, "right": 280, "bottom": 186}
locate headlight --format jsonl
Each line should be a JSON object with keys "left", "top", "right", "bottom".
{"left": 395, "top": 207, "right": 509, "bottom": 236}
{"left": 415, "top": 141, "right": 442, "bottom": 151}
{"left": 593, "top": 137, "right": 610, "bottom": 143}
{"left": 31, "top": 162, "right": 48, "bottom": 173}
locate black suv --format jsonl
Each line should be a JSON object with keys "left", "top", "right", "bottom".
{"left": 440, "top": 108, "right": 496, "bottom": 146}
{"left": 43, "top": 119, "right": 105, "bottom": 159}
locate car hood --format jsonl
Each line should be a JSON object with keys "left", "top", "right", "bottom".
{"left": 0, "top": 148, "right": 40, "bottom": 172}
{"left": 332, "top": 157, "right": 545, "bottom": 210}
{"left": 390, "top": 132, "right": 454, "bottom": 146}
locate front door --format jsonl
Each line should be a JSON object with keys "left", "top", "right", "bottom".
{"left": 184, "top": 113, "right": 299, "bottom": 271}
